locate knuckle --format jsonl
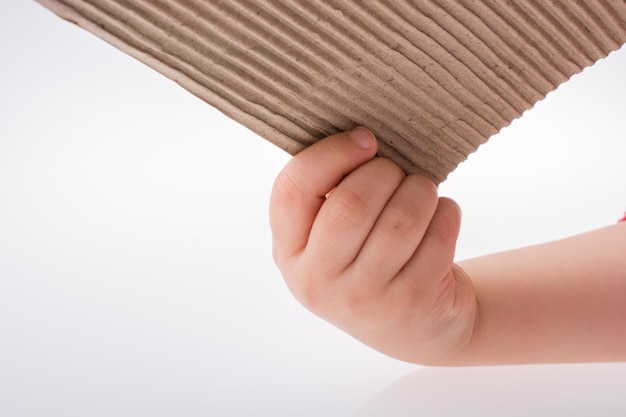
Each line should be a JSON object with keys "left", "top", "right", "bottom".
{"left": 326, "top": 187, "right": 369, "bottom": 228}
{"left": 282, "top": 259, "right": 328, "bottom": 313}
{"left": 427, "top": 215, "right": 453, "bottom": 241}
{"left": 337, "top": 273, "right": 379, "bottom": 318}
{"left": 271, "top": 169, "right": 307, "bottom": 207}
{"left": 385, "top": 197, "right": 422, "bottom": 235}
{"left": 285, "top": 272, "right": 323, "bottom": 312}
{"left": 343, "top": 289, "right": 372, "bottom": 317}
{"left": 382, "top": 175, "right": 438, "bottom": 236}
{"left": 429, "top": 199, "right": 461, "bottom": 241}
{"left": 296, "top": 282, "right": 323, "bottom": 312}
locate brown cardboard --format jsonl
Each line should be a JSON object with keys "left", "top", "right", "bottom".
{"left": 36, "top": 0, "right": 626, "bottom": 183}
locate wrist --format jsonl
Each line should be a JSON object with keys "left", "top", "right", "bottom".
{"left": 420, "top": 264, "right": 479, "bottom": 366}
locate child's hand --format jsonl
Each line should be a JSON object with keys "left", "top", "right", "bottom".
{"left": 270, "top": 128, "right": 477, "bottom": 364}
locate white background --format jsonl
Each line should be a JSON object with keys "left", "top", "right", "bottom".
{"left": 2, "top": 2, "right": 626, "bottom": 416}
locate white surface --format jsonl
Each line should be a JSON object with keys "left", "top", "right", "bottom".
{"left": 1, "top": 2, "right": 625, "bottom": 416}
{"left": 355, "top": 363, "right": 626, "bottom": 417}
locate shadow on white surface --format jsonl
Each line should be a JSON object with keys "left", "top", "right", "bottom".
{"left": 354, "top": 363, "right": 626, "bottom": 417}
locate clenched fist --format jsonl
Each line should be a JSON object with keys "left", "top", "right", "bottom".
{"left": 269, "top": 128, "right": 477, "bottom": 365}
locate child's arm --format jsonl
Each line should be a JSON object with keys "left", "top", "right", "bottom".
{"left": 269, "top": 128, "right": 626, "bottom": 365}
{"left": 458, "top": 224, "right": 626, "bottom": 364}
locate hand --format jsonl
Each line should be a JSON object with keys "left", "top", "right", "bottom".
{"left": 269, "top": 128, "right": 477, "bottom": 364}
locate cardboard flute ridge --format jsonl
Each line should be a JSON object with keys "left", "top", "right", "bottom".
{"left": 37, "top": 0, "right": 626, "bottom": 183}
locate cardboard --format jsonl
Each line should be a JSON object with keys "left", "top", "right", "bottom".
{"left": 36, "top": 0, "right": 626, "bottom": 183}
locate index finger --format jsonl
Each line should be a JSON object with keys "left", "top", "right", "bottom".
{"left": 269, "top": 128, "right": 378, "bottom": 265}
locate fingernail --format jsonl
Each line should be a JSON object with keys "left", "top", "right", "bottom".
{"left": 349, "top": 127, "right": 376, "bottom": 150}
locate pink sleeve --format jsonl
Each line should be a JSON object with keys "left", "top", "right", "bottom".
{"left": 620, "top": 213, "right": 626, "bottom": 223}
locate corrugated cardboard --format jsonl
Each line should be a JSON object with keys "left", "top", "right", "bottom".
{"left": 36, "top": 0, "right": 626, "bottom": 183}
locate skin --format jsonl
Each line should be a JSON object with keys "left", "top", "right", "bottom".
{"left": 269, "top": 127, "right": 626, "bottom": 366}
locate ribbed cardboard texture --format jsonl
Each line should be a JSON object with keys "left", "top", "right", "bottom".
{"left": 37, "top": 1, "right": 626, "bottom": 183}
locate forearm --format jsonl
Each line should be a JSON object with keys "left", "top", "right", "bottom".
{"left": 455, "top": 223, "right": 626, "bottom": 365}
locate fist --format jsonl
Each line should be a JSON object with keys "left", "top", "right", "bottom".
{"left": 269, "top": 128, "right": 476, "bottom": 364}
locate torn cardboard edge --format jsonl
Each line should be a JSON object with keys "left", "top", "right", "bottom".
{"left": 37, "top": 0, "right": 626, "bottom": 184}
